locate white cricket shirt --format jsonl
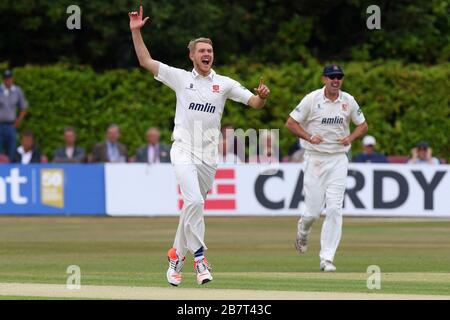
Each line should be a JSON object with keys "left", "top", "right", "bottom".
{"left": 155, "top": 62, "right": 253, "bottom": 156}
{"left": 289, "top": 87, "right": 366, "bottom": 154}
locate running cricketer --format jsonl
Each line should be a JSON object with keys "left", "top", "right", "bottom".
{"left": 285, "top": 64, "right": 368, "bottom": 272}
{"left": 129, "top": 5, "right": 270, "bottom": 286}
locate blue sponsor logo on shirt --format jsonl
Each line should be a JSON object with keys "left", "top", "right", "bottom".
{"left": 321, "top": 116, "right": 344, "bottom": 125}
{"left": 188, "top": 102, "right": 216, "bottom": 114}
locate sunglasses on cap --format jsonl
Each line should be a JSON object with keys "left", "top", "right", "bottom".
{"left": 327, "top": 74, "right": 344, "bottom": 80}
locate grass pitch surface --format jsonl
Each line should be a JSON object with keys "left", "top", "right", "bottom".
{"left": 0, "top": 216, "right": 449, "bottom": 298}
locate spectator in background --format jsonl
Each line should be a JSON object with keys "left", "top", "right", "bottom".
{"left": 287, "top": 139, "right": 305, "bottom": 162}
{"left": 0, "top": 69, "right": 28, "bottom": 162}
{"left": 218, "top": 132, "right": 242, "bottom": 164}
{"left": 248, "top": 129, "right": 281, "bottom": 163}
{"left": 91, "top": 124, "right": 127, "bottom": 163}
{"left": 353, "top": 135, "right": 388, "bottom": 163}
{"left": 13, "top": 130, "right": 41, "bottom": 164}
{"left": 135, "top": 127, "right": 170, "bottom": 163}
{"left": 53, "top": 127, "right": 86, "bottom": 163}
{"left": 221, "top": 124, "right": 245, "bottom": 163}
{"left": 408, "top": 141, "right": 440, "bottom": 165}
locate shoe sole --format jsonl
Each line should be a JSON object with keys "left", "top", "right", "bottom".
{"left": 167, "top": 270, "right": 182, "bottom": 286}
{"left": 197, "top": 275, "right": 213, "bottom": 285}
{"left": 320, "top": 266, "right": 336, "bottom": 272}
{"left": 168, "top": 278, "right": 182, "bottom": 286}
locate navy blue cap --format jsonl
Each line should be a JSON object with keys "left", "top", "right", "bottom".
{"left": 416, "top": 141, "right": 429, "bottom": 149}
{"left": 323, "top": 64, "right": 344, "bottom": 76}
{"left": 3, "top": 69, "right": 13, "bottom": 78}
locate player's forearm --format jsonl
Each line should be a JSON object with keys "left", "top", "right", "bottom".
{"left": 248, "top": 95, "right": 266, "bottom": 109}
{"left": 349, "top": 121, "right": 368, "bottom": 142}
{"left": 285, "top": 117, "right": 312, "bottom": 142}
{"left": 131, "top": 29, "right": 158, "bottom": 75}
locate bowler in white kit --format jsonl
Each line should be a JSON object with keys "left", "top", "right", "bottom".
{"left": 129, "top": 5, "right": 270, "bottom": 286}
{"left": 285, "top": 64, "right": 368, "bottom": 272}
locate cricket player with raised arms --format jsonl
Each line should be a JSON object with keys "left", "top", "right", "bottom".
{"left": 129, "top": 5, "right": 270, "bottom": 286}
{"left": 285, "top": 64, "right": 368, "bottom": 272}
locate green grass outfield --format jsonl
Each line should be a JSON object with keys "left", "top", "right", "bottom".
{"left": 0, "top": 216, "right": 449, "bottom": 298}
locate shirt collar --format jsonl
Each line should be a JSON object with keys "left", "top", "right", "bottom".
{"left": 18, "top": 145, "right": 32, "bottom": 155}
{"left": 321, "top": 86, "right": 342, "bottom": 103}
{"left": 0, "top": 84, "right": 16, "bottom": 92}
{"left": 192, "top": 68, "right": 215, "bottom": 80}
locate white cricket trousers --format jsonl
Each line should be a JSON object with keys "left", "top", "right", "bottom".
{"left": 298, "top": 151, "right": 348, "bottom": 262}
{"left": 170, "top": 143, "right": 217, "bottom": 258}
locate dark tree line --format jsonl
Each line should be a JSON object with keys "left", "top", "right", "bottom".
{"left": 0, "top": 0, "right": 448, "bottom": 70}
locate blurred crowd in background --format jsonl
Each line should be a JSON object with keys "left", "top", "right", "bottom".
{"left": 1, "top": 69, "right": 444, "bottom": 166}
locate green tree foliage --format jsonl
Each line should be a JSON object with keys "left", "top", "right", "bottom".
{"left": 9, "top": 61, "right": 450, "bottom": 161}
{"left": 0, "top": 0, "right": 448, "bottom": 69}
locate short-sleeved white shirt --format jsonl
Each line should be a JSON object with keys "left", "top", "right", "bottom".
{"left": 289, "top": 87, "right": 366, "bottom": 154}
{"left": 155, "top": 62, "right": 253, "bottom": 156}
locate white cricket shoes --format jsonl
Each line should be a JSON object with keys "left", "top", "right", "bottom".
{"left": 166, "top": 248, "right": 185, "bottom": 286}
{"left": 194, "top": 258, "right": 213, "bottom": 285}
{"left": 320, "top": 260, "right": 337, "bottom": 272}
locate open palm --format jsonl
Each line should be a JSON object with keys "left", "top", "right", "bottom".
{"left": 129, "top": 5, "right": 150, "bottom": 31}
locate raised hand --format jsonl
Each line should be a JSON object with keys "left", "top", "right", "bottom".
{"left": 254, "top": 78, "right": 270, "bottom": 99}
{"left": 129, "top": 5, "right": 150, "bottom": 31}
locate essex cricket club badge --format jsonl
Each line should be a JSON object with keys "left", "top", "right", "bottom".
{"left": 342, "top": 103, "right": 348, "bottom": 111}
{"left": 212, "top": 84, "right": 220, "bottom": 93}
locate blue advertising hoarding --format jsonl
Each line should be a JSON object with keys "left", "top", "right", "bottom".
{"left": 0, "top": 164, "right": 105, "bottom": 215}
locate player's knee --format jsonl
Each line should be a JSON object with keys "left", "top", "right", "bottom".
{"left": 326, "top": 206, "right": 342, "bottom": 218}
{"left": 192, "top": 198, "right": 204, "bottom": 208}
{"left": 304, "top": 209, "right": 322, "bottom": 219}
{"left": 302, "top": 215, "right": 319, "bottom": 223}
{"left": 185, "top": 196, "right": 204, "bottom": 208}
